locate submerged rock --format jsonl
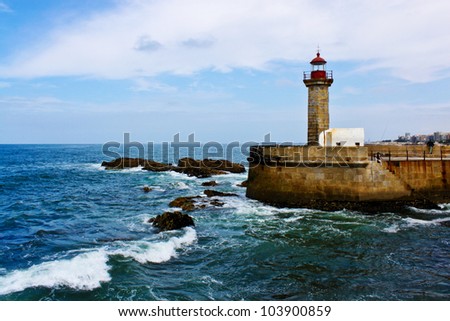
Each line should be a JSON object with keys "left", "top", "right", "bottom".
{"left": 149, "top": 211, "right": 195, "bottom": 232}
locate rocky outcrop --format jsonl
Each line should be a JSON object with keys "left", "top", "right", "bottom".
{"left": 200, "top": 159, "right": 246, "bottom": 174}
{"left": 172, "top": 166, "right": 226, "bottom": 178}
{"left": 143, "top": 186, "right": 152, "bottom": 193}
{"left": 101, "top": 158, "right": 172, "bottom": 171}
{"left": 175, "top": 158, "right": 227, "bottom": 178}
{"left": 101, "top": 157, "right": 244, "bottom": 178}
{"left": 148, "top": 211, "right": 195, "bottom": 232}
{"left": 101, "top": 157, "right": 144, "bottom": 169}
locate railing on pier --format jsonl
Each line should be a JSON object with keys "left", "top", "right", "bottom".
{"left": 367, "top": 145, "right": 450, "bottom": 162}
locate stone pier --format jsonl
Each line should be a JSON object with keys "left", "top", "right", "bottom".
{"left": 246, "top": 145, "right": 450, "bottom": 211}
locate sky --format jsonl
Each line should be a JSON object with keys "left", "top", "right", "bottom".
{"left": 0, "top": 0, "right": 449, "bottom": 144}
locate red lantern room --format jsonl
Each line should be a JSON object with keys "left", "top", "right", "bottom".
{"left": 303, "top": 51, "right": 333, "bottom": 81}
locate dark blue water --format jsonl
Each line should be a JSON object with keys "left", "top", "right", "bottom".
{"left": 0, "top": 144, "right": 449, "bottom": 300}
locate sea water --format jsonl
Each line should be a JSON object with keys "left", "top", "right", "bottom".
{"left": 0, "top": 144, "right": 448, "bottom": 300}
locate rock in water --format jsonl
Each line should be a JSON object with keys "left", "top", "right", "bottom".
{"left": 201, "top": 181, "right": 218, "bottom": 186}
{"left": 143, "top": 186, "right": 152, "bottom": 193}
{"left": 142, "top": 160, "right": 173, "bottom": 172}
{"left": 204, "top": 189, "right": 238, "bottom": 197}
{"left": 175, "top": 158, "right": 226, "bottom": 178}
{"left": 237, "top": 180, "right": 248, "bottom": 187}
{"left": 149, "top": 211, "right": 195, "bottom": 232}
{"left": 101, "top": 157, "right": 172, "bottom": 171}
{"left": 169, "top": 196, "right": 199, "bottom": 211}
{"left": 175, "top": 158, "right": 244, "bottom": 178}
{"left": 101, "top": 157, "right": 144, "bottom": 169}
{"left": 201, "top": 159, "right": 246, "bottom": 173}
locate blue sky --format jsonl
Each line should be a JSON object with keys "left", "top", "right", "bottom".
{"left": 1, "top": 0, "right": 449, "bottom": 144}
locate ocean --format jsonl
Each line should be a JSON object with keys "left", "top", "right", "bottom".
{"left": 0, "top": 144, "right": 448, "bottom": 300}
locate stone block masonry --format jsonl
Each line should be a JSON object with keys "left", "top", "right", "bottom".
{"left": 307, "top": 85, "right": 330, "bottom": 145}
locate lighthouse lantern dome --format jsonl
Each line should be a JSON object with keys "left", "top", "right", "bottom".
{"left": 310, "top": 52, "right": 327, "bottom": 71}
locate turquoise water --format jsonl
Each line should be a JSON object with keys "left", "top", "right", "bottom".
{"left": 0, "top": 144, "right": 449, "bottom": 300}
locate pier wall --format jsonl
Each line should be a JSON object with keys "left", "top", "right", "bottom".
{"left": 246, "top": 145, "right": 450, "bottom": 207}
{"left": 367, "top": 144, "right": 450, "bottom": 202}
{"left": 383, "top": 159, "right": 449, "bottom": 202}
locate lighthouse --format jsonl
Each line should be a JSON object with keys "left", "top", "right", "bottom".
{"left": 303, "top": 51, "right": 333, "bottom": 146}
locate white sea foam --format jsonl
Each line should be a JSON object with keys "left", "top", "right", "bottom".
{"left": 174, "top": 182, "right": 190, "bottom": 190}
{"left": 283, "top": 216, "right": 304, "bottom": 223}
{"left": 0, "top": 250, "right": 111, "bottom": 295}
{"left": 0, "top": 227, "right": 199, "bottom": 295}
{"left": 403, "top": 217, "right": 439, "bottom": 227}
{"left": 408, "top": 205, "right": 450, "bottom": 215}
{"left": 215, "top": 172, "right": 247, "bottom": 180}
{"left": 200, "top": 275, "right": 223, "bottom": 285}
{"left": 383, "top": 216, "right": 449, "bottom": 233}
{"left": 222, "top": 197, "right": 298, "bottom": 217}
{"left": 110, "top": 227, "right": 197, "bottom": 264}
{"left": 433, "top": 217, "right": 450, "bottom": 225}
{"left": 121, "top": 166, "right": 144, "bottom": 172}
{"left": 439, "top": 203, "right": 450, "bottom": 210}
{"left": 88, "top": 163, "right": 105, "bottom": 171}
{"left": 383, "top": 224, "right": 401, "bottom": 233}
{"left": 146, "top": 185, "right": 165, "bottom": 192}
{"left": 125, "top": 214, "right": 154, "bottom": 232}
{"left": 168, "top": 171, "right": 196, "bottom": 180}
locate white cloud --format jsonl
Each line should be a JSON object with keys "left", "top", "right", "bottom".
{"left": 0, "top": 0, "right": 449, "bottom": 82}
{"left": 130, "top": 78, "right": 177, "bottom": 92}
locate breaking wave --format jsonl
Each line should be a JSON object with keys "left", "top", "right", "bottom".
{"left": 0, "top": 250, "right": 111, "bottom": 296}
{"left": 0, "top": 227, "right": 197, "bottom": 295}
{"left": 109, "top": 227, "right": 197, "bottom": 264}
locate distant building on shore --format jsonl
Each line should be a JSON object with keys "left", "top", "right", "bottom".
{"left": 396, "top": 132, "right": 450, "bottom": 144}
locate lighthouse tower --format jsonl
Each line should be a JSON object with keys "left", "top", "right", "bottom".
{"left": 303, "top": 51, "right": 333, "bottom": 146}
